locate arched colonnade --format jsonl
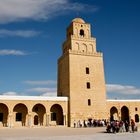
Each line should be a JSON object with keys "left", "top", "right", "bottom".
{"left": 110, "top": 106, "right": 139, "bottom": 123}
{"left": 0, "top": 103, "right": 66, "bottom": 127}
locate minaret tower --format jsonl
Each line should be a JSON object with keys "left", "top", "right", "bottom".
{"left": 58, "top": 18, "right": 107, "bottom": 127}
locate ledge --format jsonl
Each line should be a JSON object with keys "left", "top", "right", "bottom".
{"left": 0, "top": 95, "right": 68, "bottom": 101}
{"left": 107, "top": 99, "right": 140, "bottom": 102}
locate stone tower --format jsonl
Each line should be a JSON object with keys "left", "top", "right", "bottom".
{"left": 58, "top": 18, "right": 107, "bottom": 127}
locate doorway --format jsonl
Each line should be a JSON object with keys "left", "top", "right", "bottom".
{"left": 34, "top": 115, "right": 38, "bottom": 125}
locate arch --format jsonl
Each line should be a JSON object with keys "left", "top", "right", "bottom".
{"left": 32, "top": 103, "right": 46, "bottom": 126}
{"left": 74, "top": 42, "right": 79, "bottom": 51}
{"left": 110, "top": 106, "right": 119, "bottom": 121}
{"left": 135, "top": 114, "right": 139, "bottom": 122}
{"left": 80, "top": 29, "right": 84, "bottom": 37}
{"left": 121, "top": 106, "right": 129, "bottom": 122}
{"left": 13, "top": 103, "right": 28, "bottom": 126}
{"left": 50, "top": 104, "right": 63, "bottom": 125}
{"left": 0, "top": 103, "right": 8, "bottom": 127}
{"left": 81, "top": 43, "right": 87, "bottom": 52}
{"left": 88, "top": 44, "right": 93, "bottom": 53}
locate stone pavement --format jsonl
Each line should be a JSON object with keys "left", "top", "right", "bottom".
{"left": 0, "top": 127, "right": 139, "bottom": 140}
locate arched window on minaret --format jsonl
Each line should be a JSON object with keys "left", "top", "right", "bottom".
{"left": 80, "top": 29, "right": 84, "bottom": 37}
{"left": 81, "top": 43, "right": 87, "bottom": 52}
{"left": 88, "top": 44, "right": 93, "bottom": 53}
{"left": 75, "top": 42, "right": 79, "bottom": 51}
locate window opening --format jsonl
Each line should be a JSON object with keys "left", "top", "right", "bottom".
{"left": 87, "top": 82, "right": 90, "bottom": 89}
{"left": 80, "top": 29, "right": 84, "bottom": 36}
{"left": 16, "top": 113, "right": 22, "bottom": 121}
{"left": 51, "top": 112, "right": 56, "bottom": 121}
{"left": 135, "top": 114, "right": 139, "bottom": 122}
{"left": 88, "top": 99, "right": 91, "bottom": 106}
{"left": 86, "top": 67, "right": 89, "bottom": 74}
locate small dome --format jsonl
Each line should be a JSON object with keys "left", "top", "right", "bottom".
{"left": 72, "top": 18, "right": 85, "bottom": 23}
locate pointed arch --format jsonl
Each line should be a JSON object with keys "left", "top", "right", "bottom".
{"left": 88, "top": 44, "right": 93, "bottom": 53}
{"left": 74, "top": 42, "right": 79, "bottom": 51}
{"left": 81, "top": 43, "right": 87, "bottom": 52}
{"left": 75, "top": 28, "right": 78, "bottom": 37}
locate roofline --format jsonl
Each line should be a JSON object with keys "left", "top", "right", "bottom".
{"left": 0, "top": 95, "right": 68, "bottom": 101}
{"left": 107, "top": 99, "right": 140, "bottom": 102}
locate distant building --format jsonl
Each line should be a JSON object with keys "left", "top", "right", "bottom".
{"left": 0, "top": 18, "right": 140, "bottom": 128}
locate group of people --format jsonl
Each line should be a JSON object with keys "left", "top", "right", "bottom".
{"left": 73, "top": 119, "right": 107, "bottom": 128}
{"left": 73, "top": 119, "right": 138, "bottom": 134}
{"left": 106, "top": 119, "right": 137, "bottom": 133}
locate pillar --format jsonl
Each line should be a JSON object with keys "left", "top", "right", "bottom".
{"left": 28, "top": 113, "right": 32, "bottom": 127}
{"left": 63, "top": 113, "right": 67, "bottom": 126}
{"left": 46, "top": 113, "right": 50, "bottom": 126}
{"left": 63, "top": 114, "right": 66, "bottom": 126}
{"left": 118, "top": 111, "right": 121, "bottom": 121}
{"left": 8, "top": 112, "right": 13, "bottom": 128}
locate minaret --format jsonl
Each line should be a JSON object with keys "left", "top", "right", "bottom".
{"left": 58, "top": 18, "right": 107, "bottom": 127}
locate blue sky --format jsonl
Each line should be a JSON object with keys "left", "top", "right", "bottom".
{"left": 0, "top": 0, "right": 140, "bottom": 99}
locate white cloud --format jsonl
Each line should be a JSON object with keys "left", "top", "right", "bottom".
{"left": 106, "top": 84, "right": 140, "bottom": 95}
{"left": 0, "top": 49, "right": 27, "bottom": 56}
{"left": 0, "top": 0, "right": 98, "bottom": 24}
{"left": 27, "top": 87, "right": 57, "bottom": 93}
{"left": 24, "top": 80, "right": 57, "bottom": 85}
{"left": 41, "top": 92, "right": 57, "bottom": 97}
{"left": 1, "top": 91, "right": 18, "bottom": 96}
{"left": 0, "top": 29, "right": 40, "bottom": 37}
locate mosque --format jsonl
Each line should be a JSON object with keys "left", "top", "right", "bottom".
{"left": 0, "top": 18, "right": 140, "bottom": 128}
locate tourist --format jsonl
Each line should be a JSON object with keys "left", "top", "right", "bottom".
{"left": 125, "top": 121, "right": 129, "bottom": 132}
{"left": 130, "top": 119, "right": 135, "bottom": 133}
{"left": 106, "top": 122, "right": 111, "bottom": 133}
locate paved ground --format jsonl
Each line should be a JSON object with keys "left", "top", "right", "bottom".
{"left": 0, "top": 127, "right": 139, "bottom": 140}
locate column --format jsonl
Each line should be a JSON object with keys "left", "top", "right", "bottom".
{"left": 46, "top": 113, "right": 50, "bottom": 126}
{"left": 28, "top": 113, "right": 32, "bottom": 127}
{"left": 8, "top": 113, "right": 13, "bottom": 128}
{"left": 7, "top": 113, "right": 11, "bottom": 128}
{"left": 63, "top": 113, "right": 67, "bottom": 126}
{"left": 118, "top": 111, "right": 121, "bottom": 121}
